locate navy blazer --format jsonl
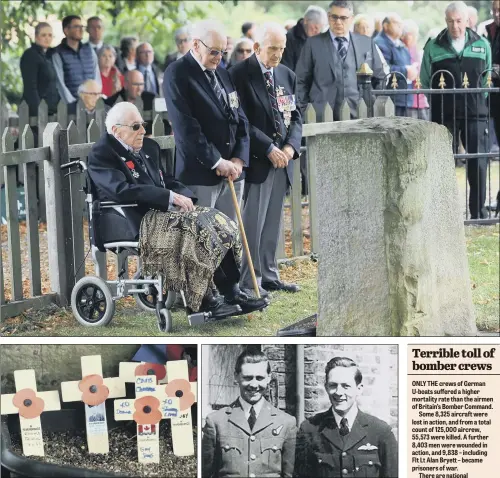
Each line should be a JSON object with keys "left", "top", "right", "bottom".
{"left": 87, "top": 134, "right": 196, "bottom": 239}
{"left": 163, "top": 52, "right": 250, "bottom": 186}
{"left": 230, "top": 54, "right": 302, "bottom": 185}
{"left": 374, "top": 31, "right": 413, "bottom": 108}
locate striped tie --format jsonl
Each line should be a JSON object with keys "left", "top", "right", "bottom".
{"left": 205, "top": 70, "right": 232, "bottom": 118}
{"left": 336, "top": 37, "right": 348, "bottom": 62}
{"left": 264, "top": 70, "right": 283, "bottom": 144}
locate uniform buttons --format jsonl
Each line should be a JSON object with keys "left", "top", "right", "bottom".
{"left": 368, "top": 461, "right": 373, "bottom": 466}
{"left": 249, "top": 474, "right": 256, "bottom": 478}
{"left": 226, "top": 142, "right": 230, "bottom": 145}
{"left": 272, "top": 445, "right": 278, "bottom": 451}
{"left": 318, "top": 458, "right": 323, "bottom": 463}
{"left": 342, "top": 469, "right": 348, "bottom": 475}
{"left": 250, "top": 436, "right": 256, "bottom": 441}
{"left": 342, "top": 452, "right": 347, "bottom": 457}
{"left": 250, "top": 454, "right": 256, "bottom": 460}
{"left": 356, "top": 467, "right": 360, "bottom": 472}
{"left": 224, "top": 445, "right": 230, "bottom": 450}
{"left": 273, "top": 133, "right": 277, "bottom": 137}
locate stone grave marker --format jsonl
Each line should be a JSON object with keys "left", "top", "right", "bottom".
{"left": 119, "top": 359, "right": 197, "bottom": 456}
{"left": 1, "top": 369, "right": 61, "bottom": 456}
{"left": 60, "top": 355, "right": 126, "bottom": 453}
{"left": 114, "top": 374, "right": 180, "bottom": 463}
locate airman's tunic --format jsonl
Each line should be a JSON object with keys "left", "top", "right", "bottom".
{"left": 294, "top": 409, "right": 398, "bottom": 478}
{"left": 202, "top": 399, "right": 297, "bottom": 478}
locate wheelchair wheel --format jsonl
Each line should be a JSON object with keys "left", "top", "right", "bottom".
{"left": 71, "top": 276, "right": 115, "bottom": 327}
{"left": 156, "top": 302, "right": 173, "bottom": 333}
{"left": 132, "top": 271, "right": 157, "bottom": 313}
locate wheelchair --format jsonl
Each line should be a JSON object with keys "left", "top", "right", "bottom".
{"left": 60, "top": 160, "right": 211, "bottom": 332}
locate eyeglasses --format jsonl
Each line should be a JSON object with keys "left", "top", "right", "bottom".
{"left": 81, "top": 92, "right": 102, "bottom": 96}
{"left": 237, "top": 48, "right": 252, "bottom": 54}
{"left": 116, "top": 122, "right": 147, "bottom": 131}
{"left": 130, "top": 82, "right": 145, "bottom": 87}
{"left": 328, "top": 14, "right": 351, "bottom": 23}
{"left": 197, "top": 39, "right": 227, "bottom": 57}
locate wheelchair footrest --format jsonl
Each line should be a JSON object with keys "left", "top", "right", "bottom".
{"left": 188, "top": 312, "right": 211, "bottom": 326}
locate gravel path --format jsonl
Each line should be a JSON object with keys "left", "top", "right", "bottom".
{"left": 8, "top": 421, "right": 197, "bottom": 477}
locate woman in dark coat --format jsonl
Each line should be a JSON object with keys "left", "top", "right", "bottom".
{"left": 20, "top": 22, "right": 60, "bottom": 116}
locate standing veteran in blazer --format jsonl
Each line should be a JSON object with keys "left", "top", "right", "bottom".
{"left": 164, "top": 19, "right": 250, "bottom": 223}
{"left": 230, "top": 22, "right": 302, "bottom": 297}
{"left": 202, "top": 348, "right": 297, "bottom": 478}
{"left": 294, "top": 357, "right": 398, "bottom": 478}
{"left": 295, "top": 0, "right": 386, "bottom": 120}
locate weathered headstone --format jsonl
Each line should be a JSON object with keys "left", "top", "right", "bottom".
{"left": 119, "top": 359, "right": 197, "bottom": 456}
{"left": 314, "top": 117, "right": 476, "bottom": 336}
{"left": 114, "top": 374, "right": 180, "bottom": 464}
{"left": 1, "top": 369, "right": 61, "bottom": 456}
{"left": 60, "top": 355, "right": 126, "bottom": 453}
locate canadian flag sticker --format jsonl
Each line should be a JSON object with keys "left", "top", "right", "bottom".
{"left": 139, "top": 424, "right": 157, "bottom": 435}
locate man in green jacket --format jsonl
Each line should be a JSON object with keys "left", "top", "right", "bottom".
{"left": 421, "top": 1, "right": 492, "bottom": 219}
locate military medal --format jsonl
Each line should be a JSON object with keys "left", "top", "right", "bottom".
{"left": 121, "top": 156, "right": 140, "bottom": 178}
{"left": 275, "top": 85, "right": 285, "bottom": 97}
{"left": 159, "top": 170, "right": 165, "bottom": 188}
{"left": 228, "top": 91, "right": 239, "bottom": 109}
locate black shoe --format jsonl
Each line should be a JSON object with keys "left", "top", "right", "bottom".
{"left": 262, "top": 280, "right": 301, "bottom": 293}
{"left": 196, "top": 295, "right": 241, "bottom": 319}
{"left": 226, "top": 291, "right": 269, "bottom": 315}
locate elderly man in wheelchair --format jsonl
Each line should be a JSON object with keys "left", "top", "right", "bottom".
{"left": 68, "top": 102, "right": 268, "bottom": 332}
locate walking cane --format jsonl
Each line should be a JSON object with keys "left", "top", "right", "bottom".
{"left": 228, "top": 178, "right": 261, "bottom": 299}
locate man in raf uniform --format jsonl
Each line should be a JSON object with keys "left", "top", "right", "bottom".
{"left": 230, "top": 22, "right": 302, "bottom": 297}
{"left": 294, "top": 357, "right": 398, "bottom": 478}
{"left": 202, "top": 348, "right": 297, "bottom": 478}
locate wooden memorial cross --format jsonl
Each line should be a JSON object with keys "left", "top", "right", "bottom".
{"left": 119, "top": 359, "right": 197, "bottom": 456}
{"left": 60, "top": 355, "right": 126, "bottom": 454}
{"left": 1, "top": 369, "right": 61, "bottom": 456}
{"left": 113, "top": 374, "right": 181, "bottom": 463}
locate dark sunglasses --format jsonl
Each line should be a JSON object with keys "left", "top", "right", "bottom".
{"left": 116, "top": 122, "right": 147, "bottom": 131}
{"left": 198, "top": 39, "right": 227, "bottom": 57}
{"left": 328, "top": 14, "right": 351, "bottom": 22}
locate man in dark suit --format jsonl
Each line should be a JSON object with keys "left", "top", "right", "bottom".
{"left": 87, "top": 102, "right": 267, "bottom": 317}
{"left": 294, "top": 357, "right": 398, "bottom": 478}
{"left": 163, "top": 19, "right": 250, "bottom": 224}
{"left": 230, "top": 22, "right": 303, "bottom": 297}
{"left": 136, "top": 42, "right": 162, "bottom": 96}
{"left": 202, "top": 348, "right": 297, "bottom": 478}
{"left": 296, "top": 0, "right": 386, "bottom": 120}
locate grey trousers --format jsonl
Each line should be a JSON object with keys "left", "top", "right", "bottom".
{"left": 189, "top": 180, "right": 244, "bottom": 224}
{"left": 239, "top": 167, "right": 288, "bottom": 290}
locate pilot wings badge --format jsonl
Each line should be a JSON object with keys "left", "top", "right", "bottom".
{"left": 358, "top": 443, "right": 379, "bottom": 451}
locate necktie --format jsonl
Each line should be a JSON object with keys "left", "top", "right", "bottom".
{"left": 339, "top": 417, "right": 349, "bottom": 436}
{"left": 131, "top": 151, "right": 151, "bottom": 179}
{"left": 336, "top": 37, "right": 348, "bottom": 62}
{"left": 143, "top": 69, "right": 151, "bottom": 92}
{"left": 248, "top": 406, "right": 257, "bottom": 430}
{"left": 205, "top": 70, "right": 232, "bottom": 118}
{"left": 264, "top": 70, "right": 283, "bottom": 144}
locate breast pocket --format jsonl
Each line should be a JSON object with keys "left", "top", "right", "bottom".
{"left": 313, "top": 451, "right": 337, "bottom": 477}
{"left": 219, "top": 437, "right": 244, "bottom": 457}
{"left": 261, "top": 437, "right": 284, "bottom": 473}
{"left": 354, "top": 450, "right": 382, "bottom": 478}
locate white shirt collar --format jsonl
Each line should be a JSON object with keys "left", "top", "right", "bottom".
{"left": 332, "top": 404, "right": 359, "bottom": 432}
{"left": 190, "top": 49, "right": 207, "bottom": 71}
{"left": 113, "top": 134, "right": 138, "bottom": 154}
{"left": 239, "top": 397, "right": 265, "bottom": 420}
{"left": 451, "top": 36, "right": 466, "bottom": 53}
{"left": 329, "top": 30, "right": 350, "bottom": 46}
{"left": 258, "top": 58, "right": 274, "bottom": 77}
{"left": 89, "top": 41, "right": 103, "bottom": 50}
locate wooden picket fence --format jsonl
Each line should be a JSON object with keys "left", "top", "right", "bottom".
{"left": 0, "top": 97, "right": 396, "bottom": 320}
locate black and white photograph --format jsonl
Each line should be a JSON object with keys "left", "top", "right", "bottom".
{"left": 201, "top": 344, "right": 399, "bottom": 478}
